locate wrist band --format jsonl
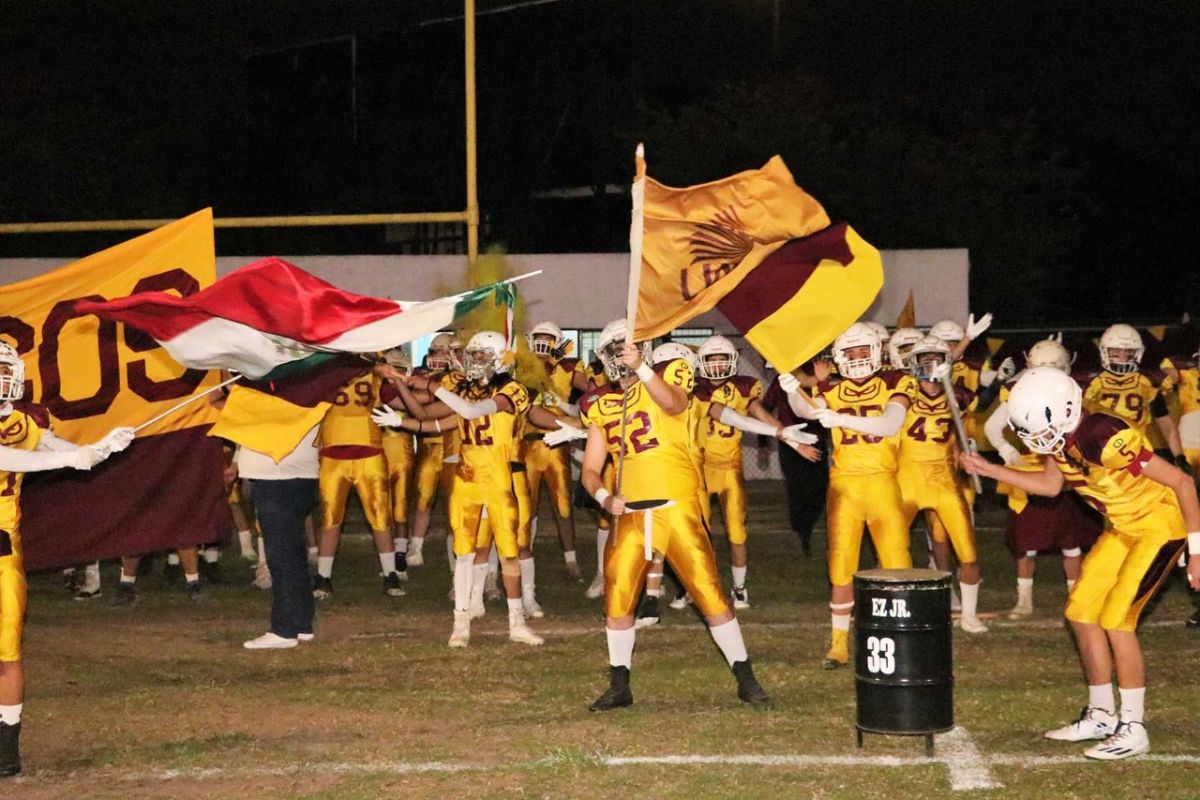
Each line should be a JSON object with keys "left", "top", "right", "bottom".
{"left": 594, "top": 487, "right": 611, "bottom": 507}
{"left": 1188, "top": 531, "right": 1200, "bottom": 556}
{"left": 634, "top": 362, "right": 655, "bottom": 382}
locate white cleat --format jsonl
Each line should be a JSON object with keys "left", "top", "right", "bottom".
{"left": 243, "top": 632, "right": 298, "bottom": 650}
{"left": 731, "top": 586, "right": 750, "bottom": 610}
{"left": 508, "top": 620, "right": 545, "bottom": 646}
{"left": 1044, "top": 706, "right": 1118, "bottom": 742}
{"left": 1007, "top": 599, "right": 1034, "bottom": 619}
{"left": 669, "top": 593, "right": 692, "bottom": 611}
{"left": 1084, "top": 721, "right": 1150, "bottom": 761}
{"left": 468, "top": 594, "right": 486, "bottom": 620}
{"left": 449, "top": 612, "right": 471, "bottom": 648}
{"left": 958, "top": 615, "right": 989, "bottom": 634}
{"left": 407, "top": 546, "right": 424, "bottom": 568}
{"left": 585, "top": 572, "right": 605, "bottom": 599}
{"left": 523, "top": 597, "right": 546, "bottom": 619}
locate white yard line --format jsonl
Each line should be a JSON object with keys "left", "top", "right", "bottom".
{"left": 936, "top": 727, "right": 1003, "bottom": 790}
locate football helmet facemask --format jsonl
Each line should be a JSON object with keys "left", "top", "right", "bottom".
{"left": 1098, "top": 324, "right": 1143, "bottom": 376}
{"left": 833, "top": 323, "right": 883, "bottom": 380}
{"left": 909, "top": 336, "right": 951, "bottom": 383}
{"left": 888, "top": 327, "right": 924, "bottom": 371}
{"left": 0, "top": 343, "right": 24, "bottom": 403}
{"left": 527, "top": 321, "right": 563, "bottom": 357}
{"left": 697, "top": 335, "right": 738, "bottom": 380}
{"left": 463, "top": 331, "right": 509, "bottom": 383}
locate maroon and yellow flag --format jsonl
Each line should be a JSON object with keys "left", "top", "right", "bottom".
{"left": 0, "top": 210, "right": 231, "bottom": 570}
{"left": 896, "top": 290, "right": 917, "bottom": 328}
{"left": 631, "top": 156, "right": 831, "bottom": 341}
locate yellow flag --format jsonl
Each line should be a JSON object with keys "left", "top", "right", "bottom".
{"left": 632, "top": 156, "right": 830, "bottom": 341}
{"left": 210, "top": 385, "right": 330, "bottom": 462}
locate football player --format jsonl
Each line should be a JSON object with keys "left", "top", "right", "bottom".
{"left": 374, "top": 331, "right": 543, "bottom": 647}
{"left": 985, "top": 336, "right": 1101, "bottom": 619}
{"left": 898, "top": 337, "right": 986, "bottom": 632}
{"left": 312, "top": 367, "right": 404, "bottom": 600}
{"left": 779, "top": 322, "right": 916, "bottom": 669}
{"left": 580, "top": 320, "right": 769, "bottom": 711}
{"left": 888, "top": 327, "right": 925, "bottom": 373}
{"left": 962, "top": 367, "right": 1200, "bottom": 761}
{"left": 581, "top": 356, "right": 617, "bottom": 599}
{"left": 406, "top": 332, "right": 464, "bottom": 569}
{"left": 1161, "top": 340, "right": 1200, "bottom": 630}
{"left": 379, "top": 348, "right": 417, "bottom": 575}
{"left": 1083, "top": 324, "right": 1185, "bottom": 464}
{"left": 863, "top": 321, "right": 891, "bottom": 367}
{"left": 0, "top": 344, "right": 134, "bottom": 776}
{"left": 523, "top": 321, "right": 588, "bottom": 579}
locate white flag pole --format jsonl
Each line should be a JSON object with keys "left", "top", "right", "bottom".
{"left": 132, "top": 374, "right": 243, "bottom": 433}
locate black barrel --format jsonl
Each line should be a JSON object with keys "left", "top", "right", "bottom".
{"left": 854, "top": 568, "right": 953, "bottom": 739}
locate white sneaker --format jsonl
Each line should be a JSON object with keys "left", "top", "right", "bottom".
{"left": 243, "top": 632, "right": 298, "bottom": 650}
{"left": 468, "top": 593, "right": 486, "bottom": 619}
{"left": 731, "top": 586, "right": 750, "bottom": 610}
{"left": 449, "top": 612, "right": 471, "bottom": 648}
{"left": 523, "top": 596, "right": 545, "bottom": 618}
{"left": 669, "top": 593, "right": 692, "bottom": 611}
{"left": 297, "top": 633, "right": 314, "bottom": 643}
{"left": 585, "top": 572, "right": 605, "bottom": 599}
{"left": 509, "top": 617, "right": 544, "bottom": 646}
{"left": 1084, "top": 721, "right": 1150, "bottom": 761}
{"left": 1007, "top": 598, "right": 1034, "bottom": 619}
{"left": 253, "top": 562, "right": 272, "bottom": 590}
{"left": 959, "top": 615, "right": 989, "bottom": 634}
{"left": 1044, "top": 706, "right": 1118, "bottom": 742}
{"left": 407, "top": 545, "right": 424, "bottom": 568}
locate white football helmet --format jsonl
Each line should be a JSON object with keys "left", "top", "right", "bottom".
{"left": 1098, "top": 323, "right": 1143, "bottom": 376}
{"left": 909, "top": 335, "right": 951, "bottom": 382}
{"left": 1025, "top": 336, "right": 1073, "bottom": 373}
{"left": 863, "top": 321, "right": 890, "bottom": 345}
{"left": 652, "top": 342, "right": 698, "bottom": 370}
{"left": 888, "top": 327, "right": 925, "bottom": 371}
{"left": 1006, "top": 366, "right": 1084, "bottom": 454}
{"left": 382, "top": 347, "right": 412, "bottom": 374}
{"left": 463, "top": 331, "right": 509, "bottom": 383}
{"left": 833, "top": 322, "right": 883, "bottom": 380}
{"left": 527, "top": 321, "right": 563, "bottom": 356}
{"left": 427, "top": 332, "right": 464, "bottom": 372}
{"left": 929, "top": 319, "right": 966, "bottom": 345}
{"left": 0, "top": 343, "right": 24, "bottom": 403}
{"left": 596, "top": 318, "right": 650, "bottom": 382}
{"left": 698, "top": 335, "right": 738, "bottom": 380}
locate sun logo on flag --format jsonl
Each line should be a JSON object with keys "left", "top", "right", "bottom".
{"left": 687, "top": 206, "right": 753, "bottom": 270}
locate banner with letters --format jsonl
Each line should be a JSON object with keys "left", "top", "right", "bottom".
{"left": 0, "top": 209, "right": 231, "bottom": 570}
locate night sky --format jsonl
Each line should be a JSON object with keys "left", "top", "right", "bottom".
{"left": 1, "top": 0, "right": 1198, "bottom": 324}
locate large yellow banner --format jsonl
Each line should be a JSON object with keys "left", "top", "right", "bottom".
{"left": 0, "top": 209, "right": 219, "bottom": 441}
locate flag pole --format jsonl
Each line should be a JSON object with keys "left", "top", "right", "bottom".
{"left": 940, "top": 370, "right": 983, "bottom": 494}
{"left": 618, "top": 144, "right": 650, "bottom": 559}
{"left": 132, "top": 374, "right": 243, "bottom": 433}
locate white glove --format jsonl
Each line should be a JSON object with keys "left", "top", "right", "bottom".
{"left": 779, "top": 423, "right": 818, "bottom": 447}
{"left": 71, "top": 445, "right": 107, "bottom": 471}
{"left": 94, "top": 427, "right": 135, "bottom": 456}
{"left": 996, "top": 356, "right": 1017, "bottom": 381}
{"left": 778, "top": 372, "right": 801, "bottom": 394}
{"left": 543, "top": 419, "right": 586, "bottom": 447}
{"left": 370, "top": 406, "right": 404, "bottom": 428}
{"left": 813, "top": 408, "right": 846, "bottom": 429}
{"left": 965, "top": 312, "right": 993, "bottom": 340}
{"left": 997, "top": 442, "right": 1021, "bottom": 466}
{"left": 929, "top": 362, "right": 952, "bottom": 382}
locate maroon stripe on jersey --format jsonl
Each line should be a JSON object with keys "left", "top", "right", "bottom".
{"left": 717, "top": 223, "right": 853, "bottom": 331}
{"left": 20, "top": 425, "right": 231, "bottom": 572}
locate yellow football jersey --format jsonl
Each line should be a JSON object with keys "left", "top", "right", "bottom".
{"left": 1056, "top": 412, "right": 1179, "bottom": 535}
{"left": 695, "top": 375, "right": 763, "bottom": 467}
{"left": 815, "top": 371, "right": 916, "bottom": 477}
{"left": 900, "top": 386, "right": 974, "bottom": 464}
{"left": 580, "top": 358, "right": 702, "bottom": 503}
{"left": 1082, "top": 371, "right": 1165, "bottom": 442}
{"left": 0, "top": 406, "right": 44, "bottom": 533}
{"left": 456, "top": 376, "right": 530, "bottom": 479}
{"left": 319, "top": 373, "right": 383, "bottom": 456}
{"left": 528, "top": 358, "right": 583, "bottom": 431}
{"left": 1174, "top": 367, "right": 1200, "bottom": 414}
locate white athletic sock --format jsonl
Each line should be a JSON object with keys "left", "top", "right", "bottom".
{"left": 0, "top": 704, "right": 22, "bottom": 725}
{"left": 237, "top": 529, "right": 253, "bottom": 555}
{"left": 167, "top": 552, "right": 180, "bottom": 566}
{"left": 471, "top": 562, "right": 490, "bottom": 605}
{"left": 1118, "top": 687, "right": 1145, "bottom": 723}
{"left": 1017, "top": 577, "right": 1033, "bottom": 601}
{"left": 708, "top": 618, "right": 749, "bottom": 667}
{"left": 411, "top": 535, "right": 424, "bottom": 549}
{"left": 596, "top": 527, "right": 609, "bottom": 576}
{"left": 519, "top": 557, "right": 536, "bottom": 601}
{"left": 487, "top": 545, "right": 499, "bottom": 576}
{"left": 85, "top": 562, "right": 100, "bottom": 580}
{"left": 119, "top": 571, "right": 136, "bottom": 585}
{"left": 378, "top": 552, "right": 396, "bottom": 575}
{"left": 646, "top": 572, "right": 663, "bottom": 598}
{"left": 507, "top": 598, "right": 527, "bottom": 627}
{"left": 317, "top": 556, "right": 335, "bottom": 579}
{"left": 831, "top": 613, "right": 851, "bottom": 632}
{"left": 960, "top": 581, "right": 979, "bottom": 618}
{"left": 1089, "top": 682, "right": 1115, "bottom": 713}
{"left": 1066, "top": 579, "right": 1076, "bottom": 592}
{"left": 203, "top": 547, "right": 220, "bottom": 564}
{"left": 184, "top": 572, "right": 200, "bottom": 584}
{"left": 257, "top": 537, "right": 267, "bottom": 566}
{"left": 606, "top": 626, "right": 636, "bottom": 668}
{"left": 453, "top": 555, "right": 473, "bottom": 612}
{"left": 731, "top": 565, "right": 748, "bottom": 588}
{"left": 564, "top": 549, "right": 578, "bottom": 565}
{"left": 394, "top": 537, "right": 409, "bottom": 554}
{"left": 308, "top": 546, "right": 318, "bottom": 561}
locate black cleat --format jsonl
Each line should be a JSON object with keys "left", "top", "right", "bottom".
{"left": 109, "top": 582, "right": 137, "bottom": 607}
{"left": 163, "top": 562, "right": 182, "bottom": 586}
{"left": 313, "top": 575, "right": 333, "bottom": 599}
{"left": 382, "top": 571, "right": 406, "bottom": 597}
{"left": 732, "top": 659, "right": 771, "bottom": 707}
{"left": 394, "top": 551, "right": 408, "bottom": 579}
{"left": 201, "top": 559, "right": 223, "bottom": 585}
{"left": 635, "top": 595, "right": 660, "bottom": 629}
{"left": 0, "top": 721, "right": 20, "bottom": 777}
{"left": 186, "top": 580, "right": 209, "bottom": 603}
{"left": 589, "top": 666, "right": 633, "bottom": 712}
{"left": 1187, "top": 608, "right": 1200, "bottom": 629}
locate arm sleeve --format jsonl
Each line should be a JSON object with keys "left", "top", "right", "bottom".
{"left": 833, "top": 401, "right": 907, "bottom": 437}
{"left": 0, "top": 445, "right": 78, "bottom": 472}
{"left": 787, "top": 389, "right": 821, "bottom": 419}
{"left": 36, "top": 429, "right": 80, "bottom": 453}
{"left": 434, "top": 387, "right": 499, "bottom": 420}
{"left": 717, "top": 405, "right": 779, "bottom": 438}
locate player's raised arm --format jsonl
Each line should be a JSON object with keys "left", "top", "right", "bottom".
{"left": 618, "top": 342, "right": 688, "bottom": 415}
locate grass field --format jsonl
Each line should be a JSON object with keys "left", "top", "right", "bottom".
{"left": 10, "top": 483, "right": 1200, "bottom": 799}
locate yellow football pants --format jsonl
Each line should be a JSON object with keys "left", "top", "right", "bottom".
{"left": 525, "top": 439, "right": 573, "bottom": 519}
{"left": 0, "top": 531, "right": 26, "bottom": 662}
{"left": 318, "top": 455, "right": 393, "bottom": 532}
{"left": 703, "top": 461, "right": 748, "bottom": 545}
{"left": 826, "top": 473, "right": 912, "bottom": 586}
{"left": 898, "top": 461, "right": 977, "bottom": 564}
